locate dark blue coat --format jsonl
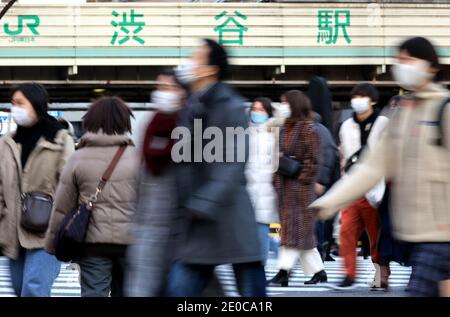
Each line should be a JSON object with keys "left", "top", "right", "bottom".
{"left": 314, "top": 114, "right": 339, "bottom": 189}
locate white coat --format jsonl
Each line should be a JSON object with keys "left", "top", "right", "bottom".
{"left": 245, "top": 121, "right": 279, "bottom": 224}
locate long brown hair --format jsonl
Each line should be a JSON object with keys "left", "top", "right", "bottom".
{"left": 282, "top": 90, "right": 313, "bottom": 125}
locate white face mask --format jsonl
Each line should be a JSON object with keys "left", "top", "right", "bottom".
{"left": 11, "top": 106, "right": 35, "bottom": 127}
{"left": 175, "top": 60, "right": 198, "bottom": 85}
{"left": 151, "top": 90, "right": 181, "bottom": 113}
{"left": 351, "top": 98, "right": 370, "bottom": 114}
{"left": 276, "top": 102, "right": 291, "bottom": 119}
{"left": 391, "top": 62, "right": 434, "bottom": 91}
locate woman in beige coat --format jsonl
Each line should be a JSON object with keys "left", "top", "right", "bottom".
{"left": 45, "top": 96, "right": 140, "bottom": 297}
{"left": 311, "top": 37, "right": 450, "bottom": 297}
{"left": 0, "top": 83, "right": 74, "bottom": 297}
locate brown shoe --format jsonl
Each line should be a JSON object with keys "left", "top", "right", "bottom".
{"left": 380, "top": 265, "right": 391, "bottom": 291}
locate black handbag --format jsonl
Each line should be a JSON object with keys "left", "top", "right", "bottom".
{"left": 278, "top": 155, "right": 302, "bottom": 178}
{"left": 277, "top": 127, "right": 302, "bottom": 178}
{"left": 54, "top": 145, "right": 126, "bottom": 262}
{"left": 15, "top": 160, "right": 54, "bottom": 233}
{"left": 20, "top": 192, "right": 53, "bottom": 233}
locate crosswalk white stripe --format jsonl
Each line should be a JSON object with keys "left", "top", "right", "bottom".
{"left": 215, "top": 257, "right": 411, "bottom": 296}
{"left": 0, "top": 255, "right": 411, "bottom": 297}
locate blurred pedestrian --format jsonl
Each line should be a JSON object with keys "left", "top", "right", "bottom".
{"left": 311, "top": 37, "right": 450, "bottom": 297}
{"left": 387, "top": 95, "right": 402, "bottom": 109}
{"left": 370, "top": 94, "right": 413, "bottom": 291}
{"left": 45, "top": 96, "right": 140, "bottom": 297}
{"left": 376, "top": 182, "right": 412, "bottom": 291}
{"left": 267, "top": 90, "right": 327, "bottom": 287}
{"left": 166, "top": 39, "right": 266, "bottom": 297}
{"left": 246, "top": 97, "right": 279, "bottom": 266}
{"left": 125, "top": 70, "right": 186, "bottom": 297}
{"left": 0, "top": 83, "right": 74, "bottom": 296}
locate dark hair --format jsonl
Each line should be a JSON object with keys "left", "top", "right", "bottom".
{"left": 282, "top": 90, "right": 313, "bottom": 123}
{"left": 203, "top": 39, "right": 229, "bottom": 80}
{"left": 157, "top": 68, "right": 186, "bottom": 89}
{"left": 399, "top": 37, "right": 440, "bottom": 70}
{"left": 57, "top": 117, "right": 70, "bottom": 130}
{"left": 350, "top": 82, "right": 379, "bottom": 103}
{"left": 158, "top": 68, "right": 176, "bottom": 78}
{"left": 388, "top": 95, "right": 402, "bottom": 108}
{"left": 11, "top": 82, "right": 49, "bottom": 119}
{"left": 252, "top": 97, "right": 273, "bottom": 118}
{"left": 83, "top": 96, "right": 134, "bottom": 135}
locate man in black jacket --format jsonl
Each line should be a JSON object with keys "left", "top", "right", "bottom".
{"left": 167, "top": 39, "right": 266, "bottom": 297}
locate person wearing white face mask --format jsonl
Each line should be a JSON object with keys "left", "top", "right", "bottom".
{"left": 168, "top": 39, "right": 266, "bottom": 297}
{"left": 0, "top": 83, "right": 74, "bottom": 297}
{"left": 125, "top": 70, "right": 187, "bottom": 296}
{"left": 267, "top": 90, "right": 328, "bottom": 287}
{"left": 325, "top": 83, "right": 389, "bottom": 290}
{"left": 126, "top": 70, "right": 225, "bottom": 297}
{"left": 151, "top": 88, "right": 183, "bottom": 114}
{"left": 310, "top": 37, "right": 450, "bottom": 297}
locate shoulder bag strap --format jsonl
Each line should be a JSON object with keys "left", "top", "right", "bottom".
{"left": 89, "top": 145, "right": 127, "bottom": 205}
{"left": 436, "top": 97, "right": 450, "bottom": 147}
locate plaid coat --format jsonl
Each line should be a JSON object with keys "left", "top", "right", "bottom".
{"left": 125, "top": 167, "right": 179, "bottom": 297}
{"left": 275, "top": 120, "right": 321, "bottom": 250}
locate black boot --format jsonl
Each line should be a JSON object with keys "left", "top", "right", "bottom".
{"left": 320, "top": 242, "right": 328, "bottom": 261}
{"left": 324, "top": 242, "right": 336, "bottom": 261}
{"left": 267, "top": 269, "right": 290, "bottom": 287}
{"left": 333, "top": 276, "right": 356, "bottom": 290}
{"left": 304, "top": 270, "right": 328, "bottom": 285}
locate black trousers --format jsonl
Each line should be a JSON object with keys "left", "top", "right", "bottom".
{"left": 317, "top": 216, "right": 336, "bottom": 256}
{"left": 78, "top": 256, "right": 125, "bottom": 297}
{"left": 359, "top": 231, "right": 371, "bottom": 257}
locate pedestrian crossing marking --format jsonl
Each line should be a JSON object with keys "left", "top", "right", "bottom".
{"left": 0, "top": 256, "right": 411, "bottom": 297}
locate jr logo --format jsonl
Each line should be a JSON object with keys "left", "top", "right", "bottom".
{"left": 4, "top": 15, "right": 40, "bottom": 35}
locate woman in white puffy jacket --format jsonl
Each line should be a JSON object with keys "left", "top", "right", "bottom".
{"left": 246, "top": 97, "right": 281, "bottom": 265}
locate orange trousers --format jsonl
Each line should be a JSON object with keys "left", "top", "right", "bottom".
{"left": 340, "top": 197, "right": 380, "bottom": 280}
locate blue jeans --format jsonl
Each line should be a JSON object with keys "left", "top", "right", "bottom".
{"left": 9, "top": 247, "right": 61, "bottom": 297}
{"left": 269, "top": 236, "right": 280, "bottom": 257}
{"left": 166, "top": 261, "right": 266, "bottom": 297}
{"left": 257, "top": 223, "right": 270, "bottom": 266}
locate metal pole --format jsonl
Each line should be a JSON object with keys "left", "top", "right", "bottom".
{"left": 0, "top": 0, "right": 18, "bottom": 21}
